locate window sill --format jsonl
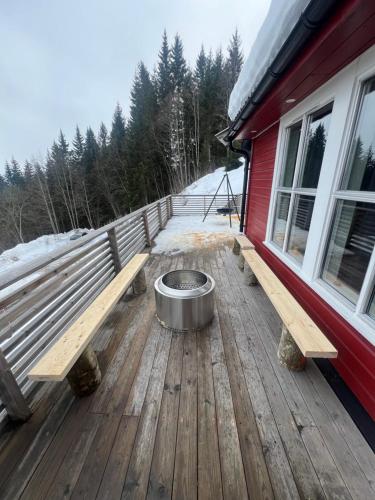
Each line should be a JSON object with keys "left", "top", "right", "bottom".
{"left": 263, "top": 240, "right": 375, "bottom": 346}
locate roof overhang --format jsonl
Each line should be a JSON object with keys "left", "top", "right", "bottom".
{"left": 222, "top": 0, "right": 340, "bottom": 145}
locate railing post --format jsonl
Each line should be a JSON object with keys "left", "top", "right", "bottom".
{"left": 142, "top": 211, "right": 152, "bottom": 246}
{"left": 169, "top": 195, "right": 173, "bottom": 218}
{"left": 0, "top": 349, "right": 31, "bottom": 422}
{"left": 107, "top": 227, "right": 122, "bottom": 274}
{"left": 157, "top": 201, "right": 163, "bottom": 229}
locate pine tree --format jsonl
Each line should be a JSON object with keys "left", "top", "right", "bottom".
{"left": 109, "top": 103, "right": 128, "bottom": 213}
{"left": 170, "top": 34, "right": 187, "bottom": 91}
{"left": 156, "top": 30, "right": 171, "bottom": 101}
{"left": 5, "top": 161, "right": 13, "bottom": 185}
{"left": 225, "top": 29, "right": 244, "bottom": 92}
{"left": 10, "top": 158, "right": 24, "bottom": 186}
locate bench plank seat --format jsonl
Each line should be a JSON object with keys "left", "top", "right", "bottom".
{"left": 235, "top": 235, "right": 255, "bottom": 250}
{"left": 242, "top": 249, "right": 337, "bottom": 359}
{"left": 28, "top": 253, "right": 149, "bottom": 382}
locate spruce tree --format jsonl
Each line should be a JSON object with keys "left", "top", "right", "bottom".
{"left": 170, "top": 34, "right": 187, "bottom": 91}
{"left": 156, "top": 30, "right": 171, "bottom": 101}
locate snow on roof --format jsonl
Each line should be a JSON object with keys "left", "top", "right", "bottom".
{"left": 228, "top": 0, "right": 311, "bottom": 121}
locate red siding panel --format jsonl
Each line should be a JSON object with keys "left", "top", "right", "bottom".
{"left": 245, "top": 125, "right": 375, "bottom": 420}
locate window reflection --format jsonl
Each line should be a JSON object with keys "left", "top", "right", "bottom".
{"left": 342, "top": 78, "right": 375, "bottom": 192}
{"left": 321, "top": 200, "right": 375, "bottom": 303}
{"left": 272, "top": 193, "right": 291, "bottom": 248}
{"left": 287, "top": 195, "right": 315, "bottom": 262}
{"left": 300, "top": 104, "right": 332, "bottom": 188}
{"left": 280, "top": 122, "right": 301, "bottom": 187}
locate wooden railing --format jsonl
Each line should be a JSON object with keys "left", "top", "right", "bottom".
{"left": 0, "top": 192, "right": 241, "bottom": 422}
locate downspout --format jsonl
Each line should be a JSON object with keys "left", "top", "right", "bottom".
{"left": 228, "top": 138, "right": 251, "bottom": 233}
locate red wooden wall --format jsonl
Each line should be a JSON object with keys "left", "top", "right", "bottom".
{"left": 245, "top": 124, "right": 375, "bottom": 420}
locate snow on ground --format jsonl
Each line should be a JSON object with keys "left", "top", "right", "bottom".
{"left": 0, "top": 229, "right": 92, "bottom": 274}
{"left": 153, "top": 163, "right": 243, "bottom": 255}
{"left": 181, "top": 159, "right": 244, "bottom": 196}
{"left": 152, "top": 215, "right": 239, "bottom": 256}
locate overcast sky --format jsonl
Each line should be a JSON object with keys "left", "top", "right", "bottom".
{"left": 0, "top": 0, "right": 270, "bottom": 173}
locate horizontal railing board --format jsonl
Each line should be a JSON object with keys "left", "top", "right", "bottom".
{"left": 1, "top": 254, "right": 114, "bottom": 355}
{"left": 0, "top": 196, "right": 170, "bottom": 292}
{"left": 8, "top": 261, "right": 114, "bottom": 370}
{"left": 0, "top": 244, "right": 112, "bottom": 337}
{"left": 12, "top": 271, "right": 111, "bottom": 384}
{"left": 0, "top": 237, "right": 109, "bottom": 308}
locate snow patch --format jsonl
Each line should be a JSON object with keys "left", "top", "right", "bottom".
{"left": 152, "top": 215, "right": 239, "bottom": 256}
{"left": 181, "top": 159, "right": 244, "bottom": 196}
{"left": 0, "top": 229, "right": 92, "bottom": 274}
{"left": 229, "top": 0, "right": 310, "bottom": 121}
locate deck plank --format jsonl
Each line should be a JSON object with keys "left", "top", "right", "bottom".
{"left": 47, "top": 412, "right": 101, "bottom": 499}
{"left": 96, "top": 416, "right": 139, "bottom": 500}
{"left": 20, "top": 396, "right": 94, "bottom": 499}
{"left": 122, "top": 325, "right": 172, "bottom": 500}
{"left": 196, "top": 327, "right": 223, "bottom": 500}
{"left": 209, "top": 302, "right": 248, "bottom": 500}
{"left": 172, "top": 330, "right": 198, "bottom": 500}
{"left": 147, "top": 333, "right": 184, "bottom": 499}
{"left": 213, "top": 263, "right": 274, "bottom": 500}
{"left": 0, "top": 388, "right": 74, "bottom": 500}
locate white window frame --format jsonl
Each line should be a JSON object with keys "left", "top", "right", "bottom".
{"left": 265, "top": 44, "right": 375, "bottom": 346}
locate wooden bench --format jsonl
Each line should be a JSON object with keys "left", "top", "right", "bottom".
{"left": 28, "top": 253, "right": 149, "bottom": 396}
{"left": 232, "top": 235, "right": 255, "bottom": 270}
{"left": 242, "top": 248, "right": 337, "bottom": 371}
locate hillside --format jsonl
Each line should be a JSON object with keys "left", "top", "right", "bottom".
{"left": 0, "top": 165, "right": 243, "bottom": 272}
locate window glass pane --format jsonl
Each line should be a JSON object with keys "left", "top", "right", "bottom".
{"left": 272, "top": 193, "right": 291, "bottom": 247}
{"left": 300, "top": 104, "right": 332, "bottom": 188}
{"left": 367, "top": 287, "right": 375, "bottom": 320}
{"left": 280, "top": 122, "right": 302, "bottom": 187}
{"left": 341, "top": 78, "right": 375, "bottom": 191}
{"left": 321, "top": 200, "right": 375, "bottom": 303}
{"left": 286, "top": 195, "right": 315, "bottom": 263}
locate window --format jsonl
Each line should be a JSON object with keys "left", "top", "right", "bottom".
{"left": 271, "top": 103, "right": 333, "bottom": 264}
{"left": 321, "top": 77, "right": 375, "bottom": 311}
{"left": 321, "top": 200, "right": 375, "bottom": 303}
{"left": 341, "top": 78, "right": 375, "bottom": 191}
{"left": 266, "top": 47, "right": 375, "bottom": 345}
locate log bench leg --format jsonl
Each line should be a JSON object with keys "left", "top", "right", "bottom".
{"left": 233, "top": 239, "right": 240, "bottom": 255}
{"left": 244, "top": 262, "right": 258, "bottom": 285}
{"left": 133, "top": 268, "right": 147, "bottom": 295}
{"left": 277, "top": 325, "right": 306, "bottom": 371}
{"left": 67, "top": 345, "right": 101, "bottom": 396}
{"left": 238, "top": 253, "right": 245, "bottom": 270}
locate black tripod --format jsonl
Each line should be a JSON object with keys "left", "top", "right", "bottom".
{"left": 202, "top": 173, "right": 240, "bottom": 228}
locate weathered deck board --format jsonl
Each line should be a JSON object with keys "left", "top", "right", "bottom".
{"left": 0, "top": 248, "right": 373, "bottom": 500}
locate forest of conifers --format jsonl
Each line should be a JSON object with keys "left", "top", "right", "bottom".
{"left": 0, "top": 31, "right": 243, "bottom": 251}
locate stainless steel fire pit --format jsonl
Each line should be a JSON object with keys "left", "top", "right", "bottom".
{"left": 154, "top": 270, "right": 215, "bottom": 332}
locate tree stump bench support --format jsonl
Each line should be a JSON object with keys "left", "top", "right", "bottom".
{"left": 233, "top": 235, "right": 255, "bottom": 270}
{"left": 28, "top": 254, "right": 149, "bottom": 396}
{"left": 242, "top": 249, "right": 337, "bottom": 371}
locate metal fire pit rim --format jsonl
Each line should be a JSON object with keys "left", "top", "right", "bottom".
{"left": 154, "top": 269, "right": 215, "bottom": 299}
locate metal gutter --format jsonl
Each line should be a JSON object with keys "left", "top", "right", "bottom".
{"left": 228, "top": 138, "right": 251, "bottom": 233}
{"left": 226, "top": 0, "right": 339, "bottom": 141}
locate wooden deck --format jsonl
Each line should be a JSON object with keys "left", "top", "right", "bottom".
{"left": 0, "top": 245, "right": 374, "bottom": 499}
